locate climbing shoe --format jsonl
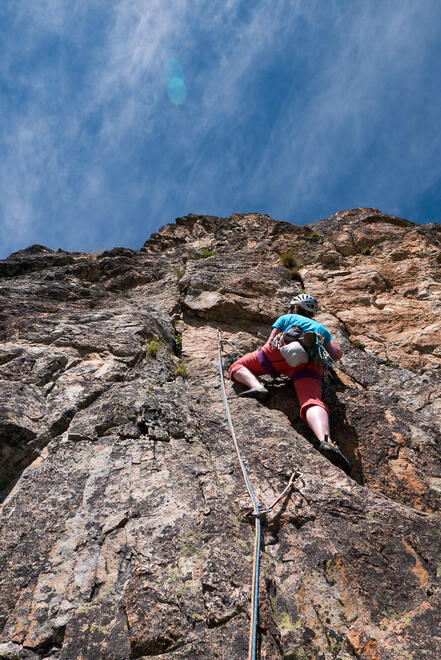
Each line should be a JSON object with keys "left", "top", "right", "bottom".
{"left": 319, "top": 436, "right": 351, "bottom": 474}
{"left": 238, "top": 386, "right": 269, "bottom": 401}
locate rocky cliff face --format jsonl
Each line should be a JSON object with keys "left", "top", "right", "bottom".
{"left": 0, "top": 209, "right": 440, "bottom": 659}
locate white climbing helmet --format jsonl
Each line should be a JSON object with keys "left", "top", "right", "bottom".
{"left": 289, "top": 293, "right": 318, "bottom": 316}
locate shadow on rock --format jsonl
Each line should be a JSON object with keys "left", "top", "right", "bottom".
{"left": 232, "top": 370, "right": 364, "bottom": 485}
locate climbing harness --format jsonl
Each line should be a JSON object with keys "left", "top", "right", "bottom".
{"left": 217, "top": 331, "right": 301, "bottom": 660}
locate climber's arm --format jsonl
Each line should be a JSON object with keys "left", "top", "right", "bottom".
{"left": 325, "top": 340, "right": 343, "bottom": 362}
{"left": 268, "top": 327, "right": 279, "bottom": 342}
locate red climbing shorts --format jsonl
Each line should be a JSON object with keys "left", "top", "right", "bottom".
{"left": 229, "top": 343, "right": 329, "bottom": 420}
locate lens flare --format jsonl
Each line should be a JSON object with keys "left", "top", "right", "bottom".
{"left": 163, "top": 57, "right": 186, "bottom": 105}
{"left": 167, "top": 76, "right": 186, "bottom": 105}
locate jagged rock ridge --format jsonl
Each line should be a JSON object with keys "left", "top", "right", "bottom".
{"left": 0, "top": 209, "right": 440, "bottom": 659}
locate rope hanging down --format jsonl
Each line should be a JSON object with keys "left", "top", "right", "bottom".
{"left": 217, "top": 331, "right": 300, "bottom": 660}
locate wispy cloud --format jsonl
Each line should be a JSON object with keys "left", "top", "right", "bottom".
{"left": 249, "top": 1, "right": 441, "bottom": 219}
{"left": 0, "top": 1, "right": 440, "bottom": 258}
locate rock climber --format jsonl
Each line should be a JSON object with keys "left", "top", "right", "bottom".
{"left": 229, "top": 293, "right": 350, "bottom": 472}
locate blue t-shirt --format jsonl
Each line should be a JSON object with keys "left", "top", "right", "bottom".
{"left": 272, "top": 314, "right": 333, "bottom": 343}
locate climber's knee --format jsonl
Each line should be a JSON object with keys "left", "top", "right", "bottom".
{"left": 229, "top": 350, "right": 266, "bottom": 382}
{"left": 299, "top": 399, "right": 329, "bottom": 421}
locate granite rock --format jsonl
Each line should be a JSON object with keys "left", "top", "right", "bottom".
{"left": 0, "top": 209, "right": 440, "bottom": 659}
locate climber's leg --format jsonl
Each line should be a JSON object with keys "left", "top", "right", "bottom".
{"left": 229, "top": 350, "right": 267, "bottom": 384}
{"left": 303, "top": 402, "right": 351, "bottom": 472}
{"left": 229, "top": 352, "right": 269, "bottom": 399}
{"left": 231, "top": 366, "right": 262, "bottom": 389}
{"left": 291, "top": 372, "right": 329, "bottom": 432}
{"left": 305, "top": 404, "right": 330, "bottom": 444}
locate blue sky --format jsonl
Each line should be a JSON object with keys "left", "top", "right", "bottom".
{"left": 1, "top": 0, "right": 441, "bottom": 258}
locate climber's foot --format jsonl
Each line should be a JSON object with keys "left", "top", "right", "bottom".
{"left": 319, "top": 436, "right": 351, "bottom": 474}
{"left": 238, "top": 386, "right": 269, "bottom": 401}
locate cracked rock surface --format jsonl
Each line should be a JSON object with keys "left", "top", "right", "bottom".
{"left": 0, "top": 209, "right": 440, "bottom": 659}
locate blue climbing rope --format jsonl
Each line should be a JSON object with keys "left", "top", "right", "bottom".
{"left": 217, "top": 331, "right": 261, "bottom": 659}
{"left": 217, "top": 331, "right": 300, "bottom": 659}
